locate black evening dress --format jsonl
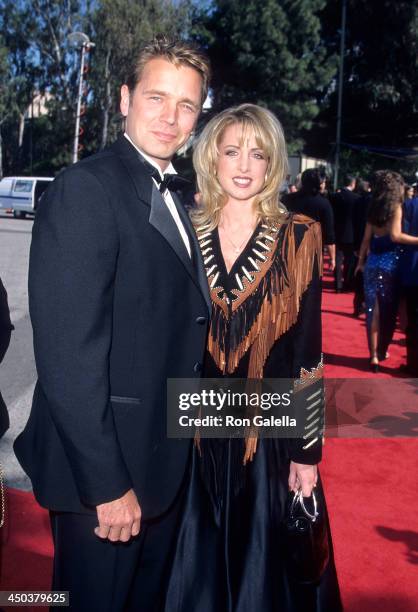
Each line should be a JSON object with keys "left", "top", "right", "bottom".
{"left": 164, "top": 214, "right": 343, "bottom": 612}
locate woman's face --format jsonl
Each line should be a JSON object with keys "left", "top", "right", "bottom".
{"left": 406, "top": 187, "right": 414, "bottom": 200}
{"left": 216, "top": 123, "right": 268, "bottom": 205}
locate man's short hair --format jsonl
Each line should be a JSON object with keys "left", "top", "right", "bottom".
{"left": 344, "top": 174, "right": 356, "bottom": 187}
{"left": 301, "top": 168, "right": 326, "bottom": 195}
{"left": 125, "top": 34, "right": 211, "bottom": 104}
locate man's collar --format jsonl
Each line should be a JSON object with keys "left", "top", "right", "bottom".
{"left": 123, "top": 133, "right": 177, "bottom": 179}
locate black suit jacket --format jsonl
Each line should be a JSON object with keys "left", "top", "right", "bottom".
{"left": 331, "top": 188, "right": 360, "bottom": 245}
{"left": 352, "top": 193, "right": 371, "bottom": 250}
{"left": 282, "top": 191, "right": 335, "bottom": 245}
{"left": 14, "top": 135, "right": 211, "bottom": 519}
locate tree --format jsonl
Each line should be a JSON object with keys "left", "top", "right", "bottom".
{"left": 0, "top": 0, "right": 196, "bottom": 173}
{"left": 29, "top": 0, "right": 87, "bottom": 170}
{"left": 307, "top": 0, "right": 418, "bottom": 181}
{"left": 193, "top": 0, "right": 337, "bottom": 153}
{"left": 0, "top": 0, "right": 86, "bottom": 173}
{"left": 0, "top": 1, "right": 41, "bottom": 173}
{"left": 0, "top": 35, "right": 12, "bottom": 177}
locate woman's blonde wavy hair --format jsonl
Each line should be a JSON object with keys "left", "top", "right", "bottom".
{"left": 191, "top": 103, "right": 289, "bottom": 230}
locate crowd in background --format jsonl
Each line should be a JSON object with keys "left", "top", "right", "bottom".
{"left": 281, "top": 169, "right": 418, "bottom": 375}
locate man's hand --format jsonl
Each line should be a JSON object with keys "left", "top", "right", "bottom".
{"left": 328, "top": 258, "right": 336, "bottom": 272}
{"left": 326, "top": 245, "right": 336, "bottom": 272}
{"left": 95, "top": 488, "right": 141, "bottom": 542}
{"left": 288, "top": 461, "right": 318, "bottom": 497}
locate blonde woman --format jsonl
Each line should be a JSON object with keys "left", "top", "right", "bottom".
{"left": 165, "top": 104, "right": 342, "bottom": 611}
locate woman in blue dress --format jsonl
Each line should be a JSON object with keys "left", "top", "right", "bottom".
{"left": 355, "top": 171, "right": 418, "bottom": 372}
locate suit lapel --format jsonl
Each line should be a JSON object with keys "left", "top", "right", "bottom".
{"left": 111, "top": 136, "right": 153, "bottom": 208}
{"left": 112, "top": 135, "right": 211, "bottom": 315}
{"left": 149, "top": 185, "right": 195, "bottom": 277}
{"left": 171, "top": 192, "right": 212, "bottom": 315}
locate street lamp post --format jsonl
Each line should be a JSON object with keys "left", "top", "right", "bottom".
{"left": 68, "top": 32, "right": 95, "bottom": 164}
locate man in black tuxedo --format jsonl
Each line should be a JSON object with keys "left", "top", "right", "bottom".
{"left": 352, "top": 181, "right": 371, "bottom": 316}
{"left": 331, "top": 175, "right": 360, "bottom": 291}
{"left": 14, "top": 37, "right": 211, "bottom": 611}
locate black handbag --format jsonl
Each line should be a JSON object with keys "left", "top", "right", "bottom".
{"left": 282, "top": 488, "right": 330, "bottom": 584}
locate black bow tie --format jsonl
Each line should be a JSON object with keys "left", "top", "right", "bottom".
{"left": 137, "top": 153, "right": 190, "bottom": 194}
{"left": 157, "top": 173, "right": 184, "bottom": 194}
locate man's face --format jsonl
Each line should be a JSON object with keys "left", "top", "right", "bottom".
{"left": 120, "top": 58, "right": 202, "bottom": 170}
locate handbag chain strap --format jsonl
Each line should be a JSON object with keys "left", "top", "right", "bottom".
{"left": 0, "top": 462, "right": 5, "bottom": 528}
{"left": 291, "top": 489, "right": 319, "bottom": 522}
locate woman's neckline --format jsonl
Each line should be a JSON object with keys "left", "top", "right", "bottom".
{"left": 216, "top": 222, "right": 261, "bottom": 276}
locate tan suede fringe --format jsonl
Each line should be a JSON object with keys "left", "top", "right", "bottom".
{"left": 206, "top": 218, "right": 322, "bottom": 464}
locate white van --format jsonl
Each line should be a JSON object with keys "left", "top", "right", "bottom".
{"left": 0, "top": 176, "right": 54, "bottom": 218}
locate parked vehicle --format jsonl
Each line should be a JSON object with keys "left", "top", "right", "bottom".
{"left": 0, "top": 176, "right": 54, "bottom": 218}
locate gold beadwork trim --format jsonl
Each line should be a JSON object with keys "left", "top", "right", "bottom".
{"left": 294, "top": 355, "right": 324, "bottom": 391}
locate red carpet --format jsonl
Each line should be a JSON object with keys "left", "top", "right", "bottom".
{"left": 321, "top": 274, "right": 406, "bottom": 378}
{"left": 322, "top": 438, "right": 418, "bottom": 612}
{"left": 1, "top": 275, "right": 417, "bottom": 611}
{"left": 0, "top": 488, "right": 53, "bottom": 592}
{"left": 321, "top": 273, "right": 418, "bottom": 611}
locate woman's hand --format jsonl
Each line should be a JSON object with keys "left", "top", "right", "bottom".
{"left": 288, "top": 461, "right": 318, "bottom": 497}
{"left": 354, "top": 262, "right": 364, "bottom": 276}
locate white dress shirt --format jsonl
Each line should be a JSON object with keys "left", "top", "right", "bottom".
{"left": 124, "top": 133, "right": 191, "bottom": 258}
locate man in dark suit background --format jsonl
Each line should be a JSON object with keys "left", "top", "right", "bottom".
{"left": 283, "top": 167, "right": 336, "bottom": 271}
{"left": 352, "top": 179, "right": 371, "bottom": 316}
{"left": 331, "top": 174, "right": 360, "bottom": 291}
{"left": 400, "top": 195, "right": 418, "bottom": 374}
{"left": 14, "top": 36, "right": 211, "bottom": 611}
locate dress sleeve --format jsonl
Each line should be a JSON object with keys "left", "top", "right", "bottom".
{"left": 287, "top": 219, "right": 324, "bottom": 465}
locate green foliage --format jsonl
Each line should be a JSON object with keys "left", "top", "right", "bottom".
{"left": 193, "top": 0, "right": 337, "bottom": 153}
{"left": 0, "top": 1, "right": 39, "bottom": 108}
{"left": 0, "top": 0, "right": 417, "bottom": 179}
{"left": 307, "top": 0, "right": 418, "bottom": 179}
{"left": 0, "top": 34, "right": 13, "bottom": 177}
{"left": 0, "top": 36, "right": 10, "bottom": 121}
{"left": 0, "top": 0, "right": 85, "bottom": 173}
{"left": 331, "top": 148, "right": 418, "bottom": 186}
{"left": 0, "top": 0, "right": 192, "bottom": 173}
